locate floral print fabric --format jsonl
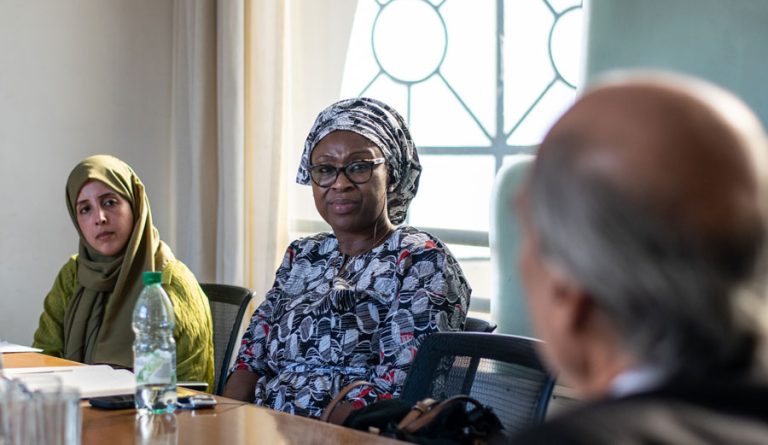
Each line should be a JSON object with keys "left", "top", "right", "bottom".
{"left": 232, "top": 225, "right": 470, "bottom": 417}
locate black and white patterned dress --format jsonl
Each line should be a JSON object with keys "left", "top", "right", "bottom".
{"left": 232, "top": 225, "right": 470, "bottom": 417}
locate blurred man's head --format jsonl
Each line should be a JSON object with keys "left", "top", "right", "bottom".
{"left": 517, "top": 71, "right": 768, "bottom": 398}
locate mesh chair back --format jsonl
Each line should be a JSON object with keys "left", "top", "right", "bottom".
{"left": 401, "top": 332, "right": 554, "bottom": 438}
{"left": 199, "top": 283, "right": 253, "bottom": 395}
{"left": 464, "top": 316, "right": 498, "bottom": 333}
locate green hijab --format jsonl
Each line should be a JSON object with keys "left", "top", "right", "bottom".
{"left": 63, "top": 154, "right": 174, "bottom": 367}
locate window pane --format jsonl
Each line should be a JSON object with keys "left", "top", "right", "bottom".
{"left": 289, "top": 181, "right": 315, "bottom": 218}
{"left": 507, "top": 79, "right": 577, "bottom": 145}
{"left": 503, "top": 0, "right": 584, "bottom": 144}
{"left": 411, "top": 76, "right": 490, "bottom": 146}
{"left": 549, "top": 0, "right": 584, "bottom": 14}
{"left": 503, "top": 0, "right": 554, "bottom": 143}
{"left": 448, "top": 244, "right": 491, "bottom": 315}
{"left": 438, "top": 0, "right": 496, "bottom": 139}
{"left": 409, "top": 155, "right": 494, "bottom": 231}
{"left": 341, "top": 0, "right": 381, "bottom": 98}
{"left": 355, "top": 73, "right": 410, "bottom": 118}
{"left": 372, "top": 0, "right": 446, "bottom": 83}
{"left": 550, "top": 4, "right": 585, "bottom": 88}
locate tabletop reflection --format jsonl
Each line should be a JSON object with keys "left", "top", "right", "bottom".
{"left": 135, "top": 413, "right": 177, "bottom": 445}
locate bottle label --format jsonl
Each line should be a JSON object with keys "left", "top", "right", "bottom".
{"left": 134, "top": 350, "right": 174, "bottom": 385}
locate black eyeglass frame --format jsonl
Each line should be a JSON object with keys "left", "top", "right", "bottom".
{"left": 307, "top": 157, "right": 386, "bottom": 187}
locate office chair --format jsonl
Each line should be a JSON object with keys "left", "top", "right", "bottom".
{"left": 490, "top": 155, "right": 535, "bottom": 337}
{"left": 464, "top": 316, "right": 497, "bottom": 333}
{"left": 199, "top": 283, "right": 254, "bottom": 395}
{"left": 401, "top": 332, "right": 555, "bottom": 438}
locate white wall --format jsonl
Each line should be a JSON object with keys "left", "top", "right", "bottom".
{"left": 0, "top": 1, "right": 174, "bottom": 344}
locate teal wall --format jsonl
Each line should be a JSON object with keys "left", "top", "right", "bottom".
{"left": 586, "top": 0, "right": 768, "bottom": 126}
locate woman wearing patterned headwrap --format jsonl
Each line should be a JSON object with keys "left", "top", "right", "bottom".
{"left": 224, "top": 98, "right": 471, "bottom": 417}
{"left": 32, "top": 155, "right": 215, "bottom": 389}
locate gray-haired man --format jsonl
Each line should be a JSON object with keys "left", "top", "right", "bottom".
{"left": 511, "top": 72, "right": 768, "bottom": 444}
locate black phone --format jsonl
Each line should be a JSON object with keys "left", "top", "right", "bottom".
{"left": 177, "top": 394, "right": 217, "bottom": 410}
{"left": 89, "top": 392, "right": 217, "bottom": 410}
{"left": 89, "top": 394, "right": 135, "bottom": 410}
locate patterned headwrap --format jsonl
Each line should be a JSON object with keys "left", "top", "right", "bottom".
{"left": 296, "top": 97, "right": 422, "bottom": 225}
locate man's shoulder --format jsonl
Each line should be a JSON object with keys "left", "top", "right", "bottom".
{"left": 512, "top": 382, "right": 768, "bottom": 445}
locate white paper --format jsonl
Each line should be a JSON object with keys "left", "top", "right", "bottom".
{"left": 0, "top": 341, "right": 42, "bottom": 353}
{"left": 3, "top": 364, "right": 136, "bottom": 398}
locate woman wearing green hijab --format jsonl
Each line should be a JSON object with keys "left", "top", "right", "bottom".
{"left": 32, "top": 154, "right": 215, "bottom": 389}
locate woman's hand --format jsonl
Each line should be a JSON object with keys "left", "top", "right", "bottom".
{"left": 222, "top": 369, "right": 260, "bottom": 402}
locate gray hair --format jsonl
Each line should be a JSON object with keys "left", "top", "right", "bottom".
{"left": 528, "top": 141, "right": 765, "bottom": 378}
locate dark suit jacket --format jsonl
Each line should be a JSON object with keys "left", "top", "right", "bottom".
{"left": 509, "top": 379, "right": 768, "bottom": 444}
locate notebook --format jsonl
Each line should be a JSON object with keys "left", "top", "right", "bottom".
{"left": 2, "top": 364, "right": 136, "bottom": 398}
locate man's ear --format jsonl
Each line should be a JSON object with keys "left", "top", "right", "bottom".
{"left": 548, "top": 261, "right": 595, "bottom": 334}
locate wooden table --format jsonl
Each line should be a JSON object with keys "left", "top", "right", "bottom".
{"left": 3, "top": 351, "right": 81, "bottom": 368}
{"left": 3, "top": 352, "right": 405, "bottom": 445}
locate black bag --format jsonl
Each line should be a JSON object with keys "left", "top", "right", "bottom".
{"left": 322, "top": 381, "right": 504, "bottom": 445}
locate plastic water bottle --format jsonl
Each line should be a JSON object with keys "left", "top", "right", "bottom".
{"left": 133, "top": 271, "right": 177, "bottom": 414}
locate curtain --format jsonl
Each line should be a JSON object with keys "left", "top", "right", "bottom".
{"left": 170, "top": 0, "right": 218, "bottom": 283}
{"left": 215, "top": 0, "right": 246, "bottom": 287}
{"left": 170, "top": 0, "right": 250, "bottom": 291}
{"left": 243, "top": 0, "right": 289, "bottom": 300}
{"left": 170, "top": 0, "right": 357, "bottom": 304}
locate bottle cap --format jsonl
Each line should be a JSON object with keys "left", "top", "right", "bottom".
{"left": 142, "top": 271, "right": 162, "bottom": 285}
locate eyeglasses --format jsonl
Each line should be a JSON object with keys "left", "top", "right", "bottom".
{"left": 308, "top": 158, "right": 386, "bottom": 187}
